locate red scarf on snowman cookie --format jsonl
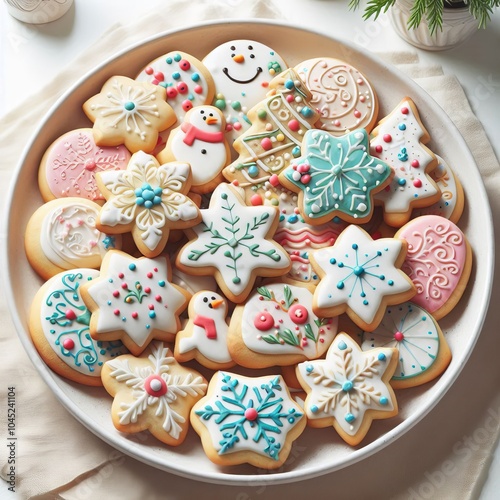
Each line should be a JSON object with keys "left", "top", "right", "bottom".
{"left": 181, "top": 122, "right": 224, "bottom": 145}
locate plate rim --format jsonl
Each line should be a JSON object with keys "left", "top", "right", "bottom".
{"left": 1, "top": 18, "right": 495, "bottom": 485}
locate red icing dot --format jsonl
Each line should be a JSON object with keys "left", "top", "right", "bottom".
{"left": 113, "top": 290, "right": 120, "bottom": 298}
{"left": 354, "top": 109, "right": 361, "bottom": 118}
{"left": 394, "top": 331, "right": 405, "bottom": 342}
{"left": 288, "top": 304, "right": 309, "bottom": 324}
{"left": 254, "top": 311, "right": 274, "bottom": 331}
{"left": 261, "top": 137, "right": 273, "bottom": 150}
{"left": 179, "top": 59, "right": 191, "bottom": 71}
{"left": 244, "top": 408, "right": 258, "bottom": 421}
{"left": 413, "top": 179, "right": 422, "bottom": 188}
{"left": 148, "top": 304, "right": 155, "bottom": 310}
{"left": 297, "top": 164, "right": 310, "bottom": 173}
{"left": 118, "top": 272, "right": 124, "bottom": 279}
{"left": 65, "top": 309, "right": 77, "bottom": 320}
{"left": 233, "top": 122, "right": 242, "bottom": 131}
{"left": 411, "top": 159, "right": 420, "bottom": 168}
{"left": 300, "top": 174, "right": 311, "bottom": 184}
{"left": 145, "top": 66, "right": 154, "bottom": 75}
{"left": 113, "top": 309, "right": 120, "bottom": 316}
{"left": 144, "top": 374, "right": 168, "bottom": 397}
{"left": 177, "top": 82, "right": 188, "bottom": 94}
{"left": 286, "top": 95, "right": 294, "bottom": 103}
{"left": 166, "top": 87, "right": 178, "bottom": 99}
{"left": 194, "top": 85, "right": 203, "bottom": 94}
{"left": 155, "top": 295, "right": 162, "bottom": 302}
{"left": 375, "top": 145, "right": 383, "bottom": 154}
{"left": 62, "top": 338, "right": 75, "bottom": 350}
{"left": 154, "top": 71, "right": 164, "bottom": 82}
{"left": 182, "top": 99, "right": 193, "bottom": 111}
{"left": 261, "top": 81, "right": 269, "bottom": 88}
{"left": 147, "top": 272, "right": 153, "bottom": 279}
{"left": 132, "top": 312, "right": 139, "bottom": 319}
{"left": 121, "top": 282, "right": 128, "bottom": 289}
{"left": 144, "top": 287, "right": 151, "bottom": 294}
{"left": 401, "top": 107, "right": 409, "bottom": 115}
{"left": 225, "top": 123, "right": 233, "bottom": 132}
{"left": 288, "top": 119, "right": 300, "bottom": 132}
{"left": 154, "top": 268, "right": 158, "bottom": 272}
{"left": 250, "top": 194, "right": 263, "bottom": 206}
{"left": 84, "top": 159, "right": 96, "bottom": 171}
{"left": 383, "top": 134, "right": 392, "bottom": 143}
{"left": 269, "top": 174, "right": 280, "bottom": 187}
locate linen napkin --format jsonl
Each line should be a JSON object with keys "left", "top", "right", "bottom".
{"left": 1, "top": 2, "right": 499, "bottom": 499}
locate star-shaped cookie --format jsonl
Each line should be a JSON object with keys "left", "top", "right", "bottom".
{"left": 81, "top": 250, "right": 190, "bottom": 355}
{"left": 279, "top": 128, "right": 393, "bottom": 225}
{"left": 176, "top": 183, "right": 291, "bottom": 303}
{"left": 310, "top": 224, "right": 416, "bottom": 331}
{"left": 296, "top": 333, "right": 398, "bottom": 445}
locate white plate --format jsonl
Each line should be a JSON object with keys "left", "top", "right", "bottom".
{"left": 1, "top": 20, "right": 494, "bottom": 485}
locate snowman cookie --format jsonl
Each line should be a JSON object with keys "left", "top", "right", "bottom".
{"left": 136, "top": 51, "right": 215, "bottom": 123}
{"left": 174, "top": 291, "right": 234, "bottom": 369}
{"left": 203, "top": 39, "right": 287, "bottom": 143}
{"left": 228, "top": 283, "right": 338, "bottom": 368}
{"left": 157, "top": 106, "right": 231, "bottom": 194}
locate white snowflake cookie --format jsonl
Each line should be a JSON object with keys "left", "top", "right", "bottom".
{"left": 296, "top": 333, "right": 398, "bottom": 446}
{"left": 81, "top": 250, "right": 190, "bottom": 355}
{"left": 310, "top": 224, "right": 416, "bottom": 331}
{"left": 101, "top": 342, "right": 207, "bottom": 445}
{"left": 191, "top": 372, "right": 306, "bottom": 469}
{"left": 176, "top": 183, "right": 291, "bottom": 303}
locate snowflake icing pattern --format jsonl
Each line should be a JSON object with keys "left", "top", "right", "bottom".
{"left": 178, "top": 183, "right": 290, "bottom": 297}
{"left": 298, "top": 334, "right": 396, "bottom": 439}
{"left": 106, "top": 342, "right": 206, "bottom": 440}
{"left": 195, "top": 373, "right": 303, "bottom": 460}
{"left": 312, "top": 225, "right": 414, "bottom": 326}
{"left": 98, "top": 151, "right": 200, "bottom": 255}
{"left": 281, "top": 129, "right": 391, "bottom": 222}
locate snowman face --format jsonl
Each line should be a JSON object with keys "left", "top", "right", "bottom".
{"left": 193, "top": 291, "right": 227, "bottom": 316}
{"left": 203, "top": 39, "right": 287, "bottom": 106}
{"left": 190, "top": 107, "right": 221, "bottom": 130}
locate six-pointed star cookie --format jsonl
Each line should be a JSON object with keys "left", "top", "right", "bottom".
{"left": 101, "top": 342, "right": 207, "bottom": 446}
{"left": 296, "top": 333, "right": 398, "bottom": 446}
{"left": 176, "top": 183, "right": 291, "bottom": 303}
{"left": 279, "top": 128, "right": 393, "bottom": 225}
{"left": 310, "top": 224, "right": 416, "bottom": 331}
{"left": 81, "top": 250, "right": 190, "bottom": 355}
{"left": 96, "top": 151, "right": 201, "bottom": 257}
{"left": 83, "top": 75, "right": 176, "bottom": 153}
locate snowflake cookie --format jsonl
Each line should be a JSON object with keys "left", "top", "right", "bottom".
{"left": 81, "top": 250, "right": 190, "bottom": 355}
{"left": 101, "top": 342, "right": 207, "bottom": 445}
{"left": 176, "top": 182, "right": 291, "bottom": 303}
{"left": 29, "top": 269, "right": 127, "bottom": 386}
{"left": 83, "top": 76, "right": 176, "bottom": 153}
{"left": 191, "top": 372, "right": 305, "bottom": 468}
{"left": 310, "top": 224, "right": 416, "bottom": 331}
{"left": 95, "top": 151, "right": 201, "bottom": 258}
{"left": 361, "top": 301, "right": 451, "bottom": 389}
{"left": 371, "top": 97, "right": 441, "bottom": 227}
{"left": 279, "top": 128, "right": 393, "bottom": 225}
{"left": 296, "top": 333, "right": 398, "bottom": 446}
{"left": 228, "top": 283, "right": 338, "bottom": 368}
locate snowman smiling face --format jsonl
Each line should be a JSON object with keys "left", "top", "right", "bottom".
{"left": 222, "top": 43, "right": 263, "bottom": 84}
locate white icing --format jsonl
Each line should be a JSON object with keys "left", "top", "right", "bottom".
{"left": 312, "top": 224, "right": 414, "bottom": 325}
{"left": 40, "top": 201, "right": 120, "bottom": 270}
{"left": 39, "top": 269, "right": 127, "bottom": 376}
{"left": 361, "top": 302, "right": 440, "bottom": 380}
{"left": 372, "top": 99, "right": 439, "bottom": 213}
{"left": 171, "top": 267, "right": 217, "bottom": 295}
{"left": 85, "top": 252, "right": 187, "bottom": 348}
{"left": 240, "top": 283, "right": 337, "bottom": 359}
{"left": 297, "top": 334, "right": 396, "bottom": 436}
{"left": 178, "top": 183, "right": 290, "bottom": 298}
{"left": 177, "top": 291, "right": 232, "bottom": 363}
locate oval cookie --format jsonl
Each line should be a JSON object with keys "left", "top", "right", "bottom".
{"left": 395, "top": 215, "right": 472, "bottom": 320}
{"left": 29, "top": 269, "right": 127, "bottom": 386}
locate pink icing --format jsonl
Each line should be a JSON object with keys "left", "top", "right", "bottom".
{"left": 398, "top": 215, "right": 467, "bottom": 314}
{"left": 43, "top": 129, "right": 131, "bottom": 201}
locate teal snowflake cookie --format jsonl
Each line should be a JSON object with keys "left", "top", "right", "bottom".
{"left": 176, "top": 183, "right": 291, "bottom": 303}
{"left": 191, "top": 372, "right": 306, "bottom": 468}
{"left": 310, "top": 224, "right": 416, "bottom": 331}
{"left": 279, "top": 128, "right": 393, "bottom": 225}
{"left": 296, "top": 333, "right": 398, "bottom": 446}
{"left": 361, "top": 301, "right": 451, "bottom": 389}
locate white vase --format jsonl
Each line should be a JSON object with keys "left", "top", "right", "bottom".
{"left": 388, "top": 0, "right": 479, "bottom": 50}
{"left": 4, "top": 0, "right": 73, "bottom": 24}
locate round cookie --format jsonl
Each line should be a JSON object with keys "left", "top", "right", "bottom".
{"left": 136, "top": 50, "right": 215, "bottom": 123}
{"left": 38, "top": 128, "right": 131, "bottom": 203}
{"left": 157, "top": 105, "right": 231, "bottom": 194}
{"left": 203, "top": 39, "right": 287, "bottom": 142}
{"left": 361, "top": 301, "right": 451, "bottom": 389}
{"left": 295, "top": 57, "right": 379, "bottom": 134}
{"left": 29, "top": 268, "right": 127, "bottom": 386}
{"left": 395, "top": 215, "right": 472, "bottom": 320}
{"left": 25, "top": 197, "right": 121, "bottom": 281}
